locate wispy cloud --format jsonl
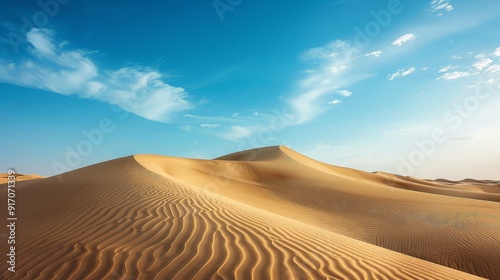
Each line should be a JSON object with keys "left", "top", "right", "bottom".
{"left": 477, "top": 48, "right": 500, "bottom": 75}
{"left": 494, "top": 48, "right": 500, "bottom": 57}
{"left": 473, "top": 58, "right": 493, "bottom": 71}
{"left": 328, "top": 99, "right": 342, "bottom": 105}
{"left": 338, "top": 89, "right": 352, "bottom": 97}
{"left": 288, "top": 40, "right": 371, "bottom": 123}
{"left": 438, "top": 65, "right": 458, "bottom": 73}
{"left": 470, "top": 51, "right": 500, "bottom": 76}
{"left": 388, "top": 67, "right": 416, "bottom": 80}
{"left": 0, "top": 28, "right": 191, "bottom": 122}
{"left": 437, "top": 71, "right": 470, "bottom": 80}
{"left": 392, "top": 34, "right": 416, "bottom": 46}
{"left": 200, "top": 123, "right": 221, "bottom": 128}
{"left": 364, "top": 50, "right": 382, "bottom": 58}
{"left": 436, "top": 47, "right": 500, "bottom": 81}
{"left": 430, "top": 0, "right": 453, "bottom": 15}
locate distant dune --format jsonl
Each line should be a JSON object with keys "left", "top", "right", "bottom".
{"left": 1, "top": 146, "right": 499, "bottom": 279}
{"left": 0, "top": 173, "right": 44, "bottom": 184}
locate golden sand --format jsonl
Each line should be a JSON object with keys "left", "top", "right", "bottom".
{"left": 1, "top": 146, "right": 498, "bottom": 279}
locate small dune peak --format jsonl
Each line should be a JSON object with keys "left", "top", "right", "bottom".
{"left": 215, "top": 145, "right": 288, "bottom": 161}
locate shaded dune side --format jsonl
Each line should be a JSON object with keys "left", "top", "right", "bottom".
{"left": 0, "top": 157, "right": 482, "bottom": 280}
{"left": 138, "top": 146, "right": 500, "bottom": 279}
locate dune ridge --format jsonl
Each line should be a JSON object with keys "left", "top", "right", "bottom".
{"left": 1, "top": 146, "right": 498, "bottom": 279}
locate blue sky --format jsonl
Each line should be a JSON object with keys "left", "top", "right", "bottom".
{"left": 1, "top": 0, "right": 499, "bottom": 180}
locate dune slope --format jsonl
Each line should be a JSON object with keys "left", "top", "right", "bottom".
{"left": 138, "top": 146, "right": 500, "bottom": 279}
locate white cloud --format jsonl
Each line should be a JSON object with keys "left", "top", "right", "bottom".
{"left": 227, "top": 111, "right": 261, "bottom": 121}
{"left": 300, "top": 45, "right": 338, "bottom": 62}
{"left": 392, "top": 34, "right": 416, "bottom": 46}
{"left": 402, "top": 68, "right": 416, "bottom": 76}
{"left": 200, "top": 124, "right": 221, "bottom": 128}
{"left": 0, "top": 28, "right": 191, "bottom": 123}
{"left": 328, "top": 65, "right": 347, "bottom": 73}
{"left": 430, "top": 0, "right": 453, "bottom": 15}
{"left": 467, "top": 77, "right": 500, "bottom": 88}
{"left": 26, "top": 28, "right": 57, "bottom": 55}
{"left": 364, "top": 50, "right": 382, "bottom": 58}
{"left": 464, "top": 48, "right": 500, "bottom": 84}
{"left": 473, "top": 58, "right": 493, "bottom": 71}
{"left": 328, "top": 99, "right": 342, "bottom": 105}
{"left": 479, "top": 48, "right": 500, "bottom": 74}
{"left": 289, "top": 40, "right": 370, "bottom": 123}
{"left": 387, "top": 67, "right": 416, "bottom": 80}
{"left": 493, "top": 47, "right": 500, "bottom": 57}
{"left": 437, "top": 71, "right": 470, "bottom": 80}
{"left": 338, "top": 90, "right": 352, "bottom": 97}
{"left": 451, "top": 55, "right": 463, "bottom": 60}
{"left": 485, "top": 64, "right": 500, "bottom": 74}
{"left": 438, "top": 65, "right": 458, "bottom": 73}
{"left": 387, "top": 73, "right": 398, "bottom": 80}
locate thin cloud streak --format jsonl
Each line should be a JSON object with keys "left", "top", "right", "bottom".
{"left": 392, "top": 34, "right": 416, "bottom": 46}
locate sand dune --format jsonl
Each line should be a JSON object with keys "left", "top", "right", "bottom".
{"left": 1, "top": 146, "right": 498, "bottom": 279}
{"left": 372, "top": 172, "right": 500, "bottom": 202}
{"left": 0, "top": 173, "right": 44, "bottom": 184}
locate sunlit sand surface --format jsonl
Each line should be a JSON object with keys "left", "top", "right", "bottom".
{"left": 1, "top": 146, "right": 498, "bottom": 279}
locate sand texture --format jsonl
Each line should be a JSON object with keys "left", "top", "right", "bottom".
{"left": 1, "top": 146, "right": 499, "bottom": 279}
